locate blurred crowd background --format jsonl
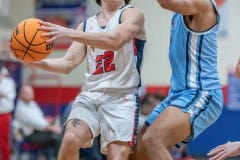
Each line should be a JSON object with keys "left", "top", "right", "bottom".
{"left": 0, "top": 0, "right": 240, "bottom": 159}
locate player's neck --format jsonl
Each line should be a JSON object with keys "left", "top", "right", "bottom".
{"left": 101, "top": 1, "right": 125, "bottom": 15}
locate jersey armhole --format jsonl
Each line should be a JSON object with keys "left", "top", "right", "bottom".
{"left": 180, "top": 0, "right": 220, "bottom": 35}
{"left": 209, "top": 0, "right": 220, "bottom": 23}
{"left": 119, "top": 6, "right": 135, "bottom": 24}
{"left": 83, "top": 19, "right": 87, "bottom": 32}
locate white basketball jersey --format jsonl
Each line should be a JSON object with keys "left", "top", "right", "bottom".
{"left": 81, "top": 5, "right": 146, "bottom": 92}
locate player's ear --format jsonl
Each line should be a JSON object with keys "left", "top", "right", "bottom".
{"left": 96, "top": 0, "right": 101, "bottom": 6}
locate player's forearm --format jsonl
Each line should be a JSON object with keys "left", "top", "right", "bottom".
{"left": 68, "top": 30, "right": 121, "bottom": 51}
{"left": 32, "top": 58, "right": 74, "bottom": 74}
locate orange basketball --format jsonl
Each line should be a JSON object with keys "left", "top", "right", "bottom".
{"left": 10, "top": 18, "right": 53, "bottom": 62}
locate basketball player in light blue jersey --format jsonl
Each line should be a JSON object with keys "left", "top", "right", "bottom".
{"left": 134, "top": 0, "right": 223, "bottom": 160}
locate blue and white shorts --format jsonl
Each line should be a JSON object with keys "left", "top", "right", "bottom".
{"left": 146, "top": 89, "right": 223, "bottom": 142}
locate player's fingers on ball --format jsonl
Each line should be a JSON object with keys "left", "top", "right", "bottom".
{"left": 42, "top": 31, "right": 58, "bottom": 37}
{"left": 39, "top": 26, "right": 56, "bottom": 32}
{"left": 39, "top": 21, "right": 47, "bottom": 26}
{"left": 46, "top": 37, "right": 55, "bottom": 43}
{"left": 39, "top": 21, "right": 52, "bottom": 26}
{"left": 46, "top": 22, "right": 58, "bottom": 28}
{"left": 38, "top": 19, "right": 44, "bottom": 23}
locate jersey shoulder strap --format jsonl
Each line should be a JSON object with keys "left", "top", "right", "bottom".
{"left": 119, "top": 5, "right": 135, "bottom": 24}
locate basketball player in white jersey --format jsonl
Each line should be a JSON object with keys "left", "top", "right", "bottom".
{"left": 29, "top": 0, "right": 146, "bottom": 160}
{"left": 132, "top": 0, "right": 223, "bottom": 160}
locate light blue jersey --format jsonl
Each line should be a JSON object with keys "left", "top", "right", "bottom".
{"left": 169, "top": 0, "right": 221, "bottom": 91}
{"left": 146, "top": 0, "right": 223, "bottom": 142}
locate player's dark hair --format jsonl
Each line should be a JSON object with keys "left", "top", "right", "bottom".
{"left": 95, "top": 0, "right": 131, "bottom": 6}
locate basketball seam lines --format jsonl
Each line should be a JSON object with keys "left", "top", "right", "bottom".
{"left": 12, "top": 34, "right": 49, "bottom": 54}
{"left": 30, "top": 41, "right": 47, "bottom": 46}
{"left": 11, "top": 47, "right": 36, "bottom": 60}
{"left": 23, "top": 21, "right": 47, "bottom": 46}
{"left": 23, "top": 28, "right": 39, "bottom": 60}
{"left": 23, "top": 21, "right": 32, "bottom": 45}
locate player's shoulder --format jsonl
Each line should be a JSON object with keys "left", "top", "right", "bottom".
{"left": 121, "top": 6, "right": 144, "bottom": 22}
{"left": 76, "top": 23, "right": 84, "bottom": 31}
{"left": 197, "top": 0, "right": 217, "bottom": 14}
{"left": 76, "top": 15, "right": 95, "bottom": 31}
{"left": 123, "top": 6, "right": 144, "bottom": 16}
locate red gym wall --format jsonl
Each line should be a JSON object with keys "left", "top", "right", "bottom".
{"left": 33, "top": 86, "right": 228, "bottom": 106}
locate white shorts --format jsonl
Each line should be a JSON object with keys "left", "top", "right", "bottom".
{"left": 67, "top": 89, "right": 140, "bottom": 154}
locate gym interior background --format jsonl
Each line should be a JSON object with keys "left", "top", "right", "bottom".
{"left": 0, "top": 0, "right": 240, "bottom": 158}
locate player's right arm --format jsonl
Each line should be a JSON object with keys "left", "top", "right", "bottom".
{"left": 31, "top": 24, "right": 87, "bottom": 74}
{"left": 236, "top": 58, "right": 240, "bottom": 78}
{"left": 156, "top": 0, "right": 213, "bottom": 15}
{"left": 156, "top": 0, "right": 217, "bottom": 36}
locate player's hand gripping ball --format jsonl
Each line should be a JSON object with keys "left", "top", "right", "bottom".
{"left": 10, "top": 18, "right": 53, "bottom": 63}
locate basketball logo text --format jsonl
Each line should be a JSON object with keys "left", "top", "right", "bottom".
{"left": 15, "top": 27, "right": 19, "bottom": 35}
{"left": 46, "top": 43, "right": 53, "bottom": 51}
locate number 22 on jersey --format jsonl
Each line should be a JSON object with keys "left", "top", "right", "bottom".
{"left": 93, "top": 51, "right": 116, "bottom": 75}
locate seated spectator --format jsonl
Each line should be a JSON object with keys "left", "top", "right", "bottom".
{"left": 139, "top": 93, "right": 165, "bottom": 129}
{"left": 13, "top": 84, "right": 62, "bottom": 156}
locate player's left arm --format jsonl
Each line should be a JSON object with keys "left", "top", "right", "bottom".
{"left": 39, "top": 8, "right": 145, "bottom": 51}
{"left": 236, "top": 58, "right": 240, "bottom": 78}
